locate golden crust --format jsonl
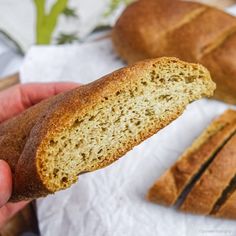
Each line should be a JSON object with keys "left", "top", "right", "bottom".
{"left": 112, "top": 0, "right": 236, "bottom": 104}
{"left": 215, "top": 191, "right": 236, "bottom": 219}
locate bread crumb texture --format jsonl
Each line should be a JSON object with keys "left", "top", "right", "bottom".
{"left": 36, "top": 57, "right": 215, "bottom": 193}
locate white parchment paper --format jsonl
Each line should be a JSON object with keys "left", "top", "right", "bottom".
{"left": 20, "top": 26, "right": 236, "bottom": 236}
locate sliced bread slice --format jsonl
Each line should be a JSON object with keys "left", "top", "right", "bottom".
{"left": 4, "top": 57, "right": 214, "bottom": 201}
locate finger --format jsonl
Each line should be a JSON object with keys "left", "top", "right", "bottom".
{"left": 0, "top": 82, "right": 79, "bottom": 122}
{"left": 0, "top": 160, "right": 12, "bottom": 207}
{"left": 0, "top": 201, "right": 29, "bottom": 229}
{"left": 19, "top": 82, "right": 79, "bottom": 106}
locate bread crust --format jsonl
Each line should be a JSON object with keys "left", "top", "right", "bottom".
{"left": 201, "top": 33, "right": 236, "bottom": 104}
{"left": 112, "top": 0, "right": 205, "bottom": 63}
{"left": 215, "top": 190, "right": 236, "bottom": 219}
{"left": 0, "top": 92, "right": 69, "bottom": 200}
{"left": 180, "top": 134, "right": 236, "bottom": 215}
{"left": 2, "top": 58, "right": 214, "bottom": 201}
{"left": 147, "top": 110, "right": 236, "bottom": 206}
{"left": 112, "top": 0, "right": 236, "bottom": 104}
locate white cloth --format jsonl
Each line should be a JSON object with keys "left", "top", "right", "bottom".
{"left": 20, "top": 37, "right": 124, "bottom": 85}
{"left": 18, "top": 5, "right": 236, "bottom": 236}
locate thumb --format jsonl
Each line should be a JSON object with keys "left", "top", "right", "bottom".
{"left": 0, "top": 160, "right": 12, "bottom": 207}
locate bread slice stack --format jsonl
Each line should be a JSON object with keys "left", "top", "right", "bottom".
{"left": 0, "top": 57, "right": 215, "bottom": 201}
{"left": 148, "top": 110, "right": 236, "bottom": 219}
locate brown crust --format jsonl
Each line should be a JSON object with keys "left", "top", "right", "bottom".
{"left": 0, "top": 91, "right": 71, "bottom": 201}
{"left": 0, "top": 92, "right": 66, "bottom": 178}
{"left": 112, "top": 0, "right": 205, "bottom": 63}
{"left": 147, "top": 110, "right": 236, "bottom": 206}
{"left": 0, "top": 100, "right": 49, "bottom": 172}
{"left": 215, "top": 190, "right": 236, "bottom": 219}
{"left": 112, "top": 0, "right": 236, "bottom": 104}
{"left": 201, "top": 32, "right": 236, "bottom": 104}
{"left": 5, "top": 57, "right": 214, "bottom": 201}
{"left": 180, "top": 134, "right": 236, "bottom": 215}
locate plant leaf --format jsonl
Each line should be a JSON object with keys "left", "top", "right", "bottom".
{"left": 104, "top": 0, "right": 133, "bottom": 17}
{"left": 56, "top": 32, "right": 79, "bottom": 44}
{"left": 62, "top": 7, "right": 78, "bottom": 18}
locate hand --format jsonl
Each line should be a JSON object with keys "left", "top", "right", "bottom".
{"left": 0, "top": 82, "right": 78, "bottom": 229}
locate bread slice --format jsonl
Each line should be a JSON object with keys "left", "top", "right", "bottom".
{"left": 3, "top": 57, "right": 214, "bottom": 201}
{"left": 147, "top": 110, "right": 236, "bottom": 206}
{"left": 180, "top": 134, "right": 236, "bottom": 215}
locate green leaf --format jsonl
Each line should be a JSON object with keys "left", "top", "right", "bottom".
{"left": 104, "top": 0, "right": 133, "bottom": 17}
{"left": 62, "top": 7, "right": 78, "bottom": 18}
{"left": 56, "top": 32, "right": 79, "bottom": 44}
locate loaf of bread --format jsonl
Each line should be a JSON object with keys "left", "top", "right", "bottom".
{"left": 148, "top": 110, "right": 236, "bottom": 206}
{"left": 0, "top": 57, "right": 214, "bottom": 201}
{"left": 112, "top": 0, "right": 236, "bottom": 104}
{"left": 180, "top": 134, "right": 236, "bottom": 215}
{"left": 147, "top": 109, "right": 236, "bottom": 219}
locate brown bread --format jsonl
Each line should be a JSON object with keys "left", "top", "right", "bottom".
{"left": 0, "top": 58, "right": 215, "bottom": 201}
{"left": 112, "top": 0, "right": 236, "bottom": 104}
{"left": 180, "top": 134, "right": 236, "bottom": 214}
{"left": 148, "top": 110, "right": 236, "bottom": 206}
{"left": 147, "top": 109, "right": 236, "bottom": 219}
{"left": 215, "top": 190, "right": 236, "bottom": 219}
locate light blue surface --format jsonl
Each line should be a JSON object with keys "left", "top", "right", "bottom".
{"left": 0, "top": 35, "right": 23, "bottom": 78}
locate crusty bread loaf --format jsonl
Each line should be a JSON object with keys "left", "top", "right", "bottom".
{"left": 0, "top": 57, "right": 214, "bottom": 201}
{"left": 180, "top": 134, "right": 236, "bottom": 215}
{"left": 147, "top": 109, "right": 236, "bottom": 219}
{"left": 148, "top": 110, "right": 236, "bottom": 206}
{"left": 112, "top": 0, "right": 236, "bottom": 104}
